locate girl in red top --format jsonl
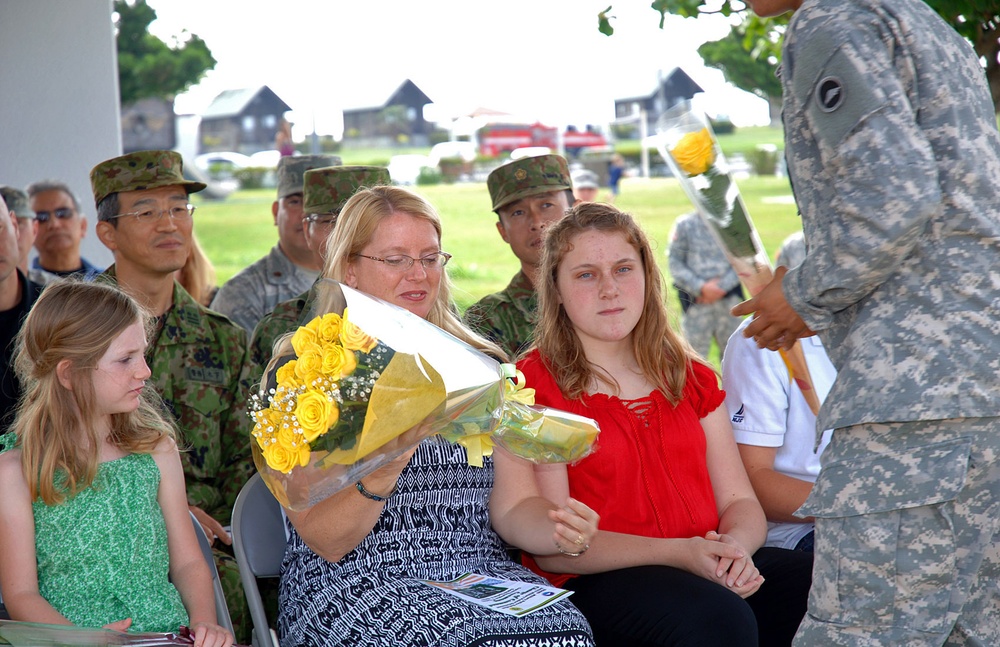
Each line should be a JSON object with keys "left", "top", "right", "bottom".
{"left": 517, "top": 202, "right": 812, "bottom": 646}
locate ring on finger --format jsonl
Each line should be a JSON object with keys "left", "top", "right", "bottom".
{"left": 574, "top": 534, "right": 585, "bottom": 546}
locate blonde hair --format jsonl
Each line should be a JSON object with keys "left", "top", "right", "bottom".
{"left": 176, "top": 233, "right": 217, "bottom": 307}
{"left": 315, "top": 185, "right": 505, "bottom": 359}
{"left": 534, "top": 202, "right": 696, "bottom": 403}
{"left": 13, "top": 281, "right": 175, "bottom": 505}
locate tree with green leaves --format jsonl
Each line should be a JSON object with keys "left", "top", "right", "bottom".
{"left": 698, "top": 26, "right": 783, "bottom": 125}
{"left": 599, "top": 1, "right": 999, "bottom": 114}
{"left": 114, "top": 0, "right": 216, "bottom": 106}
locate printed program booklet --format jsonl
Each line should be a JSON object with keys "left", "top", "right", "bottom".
{"left": 419, "top": 572, "right": 573, "bottom": 617}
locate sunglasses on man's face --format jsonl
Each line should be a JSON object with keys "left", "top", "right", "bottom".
{"left": 34, "top": 207, "right": 75, "bottom": 223}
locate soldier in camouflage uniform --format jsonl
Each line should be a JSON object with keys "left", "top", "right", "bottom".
{"left": 209, "top": 154, "right": 340, "bottom": 333}
{"left": 464, "top": 154, "right": 574, "bottom": 358}
{"left": 667, "top": 211, "right": 744, "bottom": 358}
{"left": 775, "top": 231, "right": 806, "bottom": 270}
{"left": 90, "top": 150, "right": 255, "bottom": 642}
{"left": 0, "top": 186, "right": 57, "bottom": 286}
{"left": 250, "top": 166, "right": 391, "bottom": 375}
{"left": 735, "top": 0, "right": 1000, "bottom": 643}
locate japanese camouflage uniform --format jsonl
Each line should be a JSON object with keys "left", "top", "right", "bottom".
{"left": 0, "top": 187, "right": 55, "bottom": 286}
{"left": 667, "top": 212, "right": 744, "bottom": 358}
{"left": 778, "top": 1, "right": 1000, "bottom": 643}
{"left": 250, "top": 166, "right": 391, "bottom": 380}
{"left": 209, "top": 154, "right": 341, "bottom": 333}
{"left": 90, "top": 150, "right": 254, "bottom": 641}
{"left": 464, "top": 154, "right": 572, "bottom": 359}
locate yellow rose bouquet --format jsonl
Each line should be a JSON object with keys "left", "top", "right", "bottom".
{"left": 656, "top": 102, "right": 821, "bottom": 415}
{"left": 250, "top": 280, "right": 599, "bottom": 510}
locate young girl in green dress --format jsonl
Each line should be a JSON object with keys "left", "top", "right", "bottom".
{"left": 0, "top": 281, "right": 232, "bottom": 647}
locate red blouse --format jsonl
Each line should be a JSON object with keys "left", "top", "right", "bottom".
{"left": 517, "top": 349, "right": 726, "bottom": 587}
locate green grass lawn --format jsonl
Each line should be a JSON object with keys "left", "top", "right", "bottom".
{"left": 193, "top": 174, "right": 801, "bottom": 317}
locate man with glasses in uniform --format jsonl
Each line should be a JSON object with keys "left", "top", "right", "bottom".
{"left": 250, "top": 165, "right": 390, "bottom": 374}
{"left": 90, "top": 149, "right": 255, "bottom": 643}
{"left": 26, "top": 180, "right": 102, "bottom": 279}
{"left": 210, "top": 154, "right": 340, "bottom": 333}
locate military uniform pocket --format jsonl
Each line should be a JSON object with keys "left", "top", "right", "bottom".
{"left": 800, "top": 438, "right": 971, "bottom": 632}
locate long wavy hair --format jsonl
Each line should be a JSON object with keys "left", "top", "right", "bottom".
{"left": 297, "top": 185, "right": 504, "bottom": 359}
{"left": 534, "top": 202, "right": 695, "bottom": 403}
{"left": 13, "top": 281, "right": 175, "bottom": 505}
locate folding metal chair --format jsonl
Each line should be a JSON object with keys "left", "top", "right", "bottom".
{"left": 232, "top": 474, "right": 285, "bottom": 647}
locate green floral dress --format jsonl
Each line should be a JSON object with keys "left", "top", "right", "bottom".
{"left": 0, "top": 432, "right": 188, "bottom": 632}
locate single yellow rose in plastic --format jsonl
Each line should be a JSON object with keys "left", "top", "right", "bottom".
{"left": 340, "top": 313, "right": 377, "bottom": 353}
{"left": 313, "top": 313, "right": 343, "bottom": 344}
{"left": 670, "top": 128, "right": 716, "bottom": 176}
{"left": 264, "top": 442, "right": 310, "bottom": 474}
{"left": 295, "top": 388, "right": 340, "bottom": 442}
{"left": 322, "top": 343, "right": 357, "bottom": 378}
{"left": 295, "top": 346, "right": 324, "bottom": 384}
{"left": 291, "top": 325, "right": 319, "bottom": 356}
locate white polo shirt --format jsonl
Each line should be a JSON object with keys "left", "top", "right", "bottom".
{"left": 721, "top": 317, "right": 837, "bottom": 549}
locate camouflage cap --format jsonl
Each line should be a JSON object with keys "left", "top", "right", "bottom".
{"left": 303, "top": 166, "right": 390, "bottom": 214}
{"left": 0, "top": 185, "right": 33, "bottom": 219}
{"left": 276, "top": 155, "right": 342, "bottom": 199}
{"left": 89, "top": 150, "right": 206, "bottom": 206}
{"left": 487, "top": 154, "right": 571, "bottom": 212}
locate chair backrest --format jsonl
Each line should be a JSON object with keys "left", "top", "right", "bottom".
{"left": 232, "top": 473, "right": 285, "bottom": 647}
{"left": 189, "top": 511, "right": 235, "bottom": 637}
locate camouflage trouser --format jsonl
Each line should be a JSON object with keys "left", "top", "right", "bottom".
{"left": 680, "top": 294, "right": 744, "bottom": 358}
{"left": 793, "top": 418, "right": 1000, "bottom": 646}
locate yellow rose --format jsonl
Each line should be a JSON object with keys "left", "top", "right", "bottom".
{"left": 291, "top": 324, "right": 319, "bottom": 357}
{"left": 670, "top": 128, "right": 716, "bottom": 176}
{"left": 340, "top": 314, "right": 377, "bottom": 353}
{"left": 314, "top": 313, "right": 343, "bottom": 344}
{"left": 275, "top": 359, "right": 298, "bottom": 386}
{"left": 275, "top": 422, "right": 303, "bottom": 451}
{"left": 263, "top": 442, "right": 311, "bottom": 474}
{"left": 294, "top": 347, "right": 324, "bottom": 384}
{"left": 322, "top": 343, "right": 358, "bottom": 378}
{"left": 295, "top": 388, "right": 340, "bottom": 442}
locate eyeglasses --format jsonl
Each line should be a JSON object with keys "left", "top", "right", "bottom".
{"left": 305, "top": 213, "right": 338, "bottom": 228}
{"left": 109, "top": 204, "right": 196, "bottom": 225}
{"left": 35, "top": 207, "right": 75, "bottom": 223}
{"left": 352, "top": 252, "right": 452, "bottom": 271}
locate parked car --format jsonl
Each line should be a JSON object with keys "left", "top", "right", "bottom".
{"left": 509, "top": 146, "right": 551, "bottom": 161}
{"left": 428, "top": 141, "right": 477, "bottom": 166}
{"left": 193, "top": 151, "right": 252, "bottom": 179}
{"left": 249, "top": 149, "right": 282, "bottom": 168}
{"left": 387, "top": 154, "right": 433, "bottom": 185}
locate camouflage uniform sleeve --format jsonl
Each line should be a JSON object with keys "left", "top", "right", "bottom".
{"left": 781, "top": 17, "right": 940, "bottom": 331}
{"left": 209, "top": 271, "right": 267, "bottom": 334}
{"left": 667, "top": 215, "right": 704, "bottom": 294}
{"left": 216, "top": 332, "right": 256, "bottom": 518}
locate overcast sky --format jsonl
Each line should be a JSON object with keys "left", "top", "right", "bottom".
{"left": 147, "top": 0, "right": 770, "bottom": 138}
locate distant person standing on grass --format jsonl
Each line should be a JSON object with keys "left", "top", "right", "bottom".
{"left": 668, "top": 212, "right": 744, "bottom": 358}
{"left": 210, "top": 154, "right": 339, "bottom": 333}
{"left": 571, "top": 169, "right": 600, "bottom": 203}
{"left": 734, "top": 0, "right": 1000, "bottom": 643}
{"left": 463, "top": 154, "right": 575, "bottom": 358}
{"left": 607, "top": 154, "right": 625, "bottom": 204}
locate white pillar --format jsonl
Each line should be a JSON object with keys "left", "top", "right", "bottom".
{"left": 0, "top": 0, "right": 122, "bottom": 269}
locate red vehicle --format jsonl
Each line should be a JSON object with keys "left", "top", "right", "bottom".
{"left": 478, "top": 123, "right": 606, "bottom": 157}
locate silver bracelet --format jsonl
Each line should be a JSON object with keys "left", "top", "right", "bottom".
{"left": 555, "top": 539, "right": 589, "bottom": 557}
{"left": 355, "top": 480, "right": 395, "bottom": 502}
